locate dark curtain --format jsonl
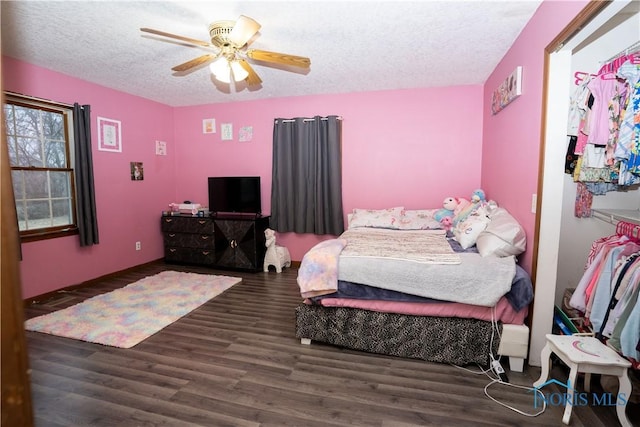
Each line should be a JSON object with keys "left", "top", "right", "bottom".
{"left": 271, "top": 115, "right": 344, "bottom": 235}
{"left": 73, "top": 103, "right": 99, "bottom": 246}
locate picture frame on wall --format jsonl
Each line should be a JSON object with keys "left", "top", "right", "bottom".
{"left": 203, "top": 118, "right": 216, "bottom": 134}
{"left": 130, "top": 162, "right": 144, "bottom": 180}
{"left": 491, "top": 66, "right": 523, "bottom": 115}
{"left": 97, "top": 117, "right": 122, "bottom": 152}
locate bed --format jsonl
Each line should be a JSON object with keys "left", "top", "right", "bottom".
{"left": 294, "top": 206, "right": 532, "bottom": 369}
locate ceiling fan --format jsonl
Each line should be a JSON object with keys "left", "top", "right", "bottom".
{"left": 140, "top": 15, "right": 311, "bottom": 87}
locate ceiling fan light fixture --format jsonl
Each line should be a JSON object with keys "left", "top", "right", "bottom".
{"left": 210, "top": 57, "right": 231, "bottom": 82}
{"left": 210, "top": 57, "right": 249, "bottom": 83}
{"left": 230, "top": 60, "right": 249, "bottom": 81}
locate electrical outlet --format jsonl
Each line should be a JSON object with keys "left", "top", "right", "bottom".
{"left": 135, "top": 241, "right": 141, "bottom": 251}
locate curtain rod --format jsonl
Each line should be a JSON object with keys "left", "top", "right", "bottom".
{"left": 602, "top": 40, "right": 640, "bottom": 64}
{"left": 275, "top": 116, "right": 343, "bottom": 123}
{"left": 3, "top": 90, "right": 74, "bottom": 108}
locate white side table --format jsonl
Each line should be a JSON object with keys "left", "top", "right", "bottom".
{"left": 533, "top": 334, "right": 632, "bottom": 426}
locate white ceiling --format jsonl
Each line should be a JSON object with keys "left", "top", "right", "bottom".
{"left": 1, "top": 1, "right": 543, "bottom": 107}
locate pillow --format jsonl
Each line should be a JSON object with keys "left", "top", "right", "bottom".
{"left": 348, "top": 207, "right": 404, "bottom": 229}
{"left": 397, "top": 209, "right": 442, "bottom": 230}
{"left": 453, "top": 215, "right": 490, "bottom": 249}
{"left": 476, "top": 208, "right": 526, "bottom": 257}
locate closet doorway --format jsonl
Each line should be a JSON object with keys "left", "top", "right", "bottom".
{"left": 533, "top": 0, "right": 640, "bottom": 366}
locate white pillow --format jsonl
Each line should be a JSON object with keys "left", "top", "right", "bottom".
{"left": 349, "top": 207, "right": 404, "bottom": 229}
{"left": 453, "top": 215, "right": 490, "bottom": 249}
{"left": 476, "top": 208, "right": 526, "bottom": 257}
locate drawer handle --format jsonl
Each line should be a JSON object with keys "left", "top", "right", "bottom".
{"left": 165, "top": 218, "right": 173, "bottom": 223}
{"left": 169, "top": 248, "right": 176, "bottom": 253}
{"left": 230, "top": 239, "right": 238, "bottom": 248}
{"left": 202, "top": 251, "right": 210, "bottom": 255}
{"left": 198, "top": 220, "right": 207, "bottom": 225}
{"left": 200, "top": 235, "right": 209, "bottom": 240}
{"left": 169, "top": 233, "right": 176, "bottom": 237}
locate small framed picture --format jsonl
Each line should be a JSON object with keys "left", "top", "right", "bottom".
{"left": 155, "top": 140, "right": 167, "bottom": 155}
{"left": 203, "top": 118, "right": 216, "bottom": 134}
{"left": 97, "top": 117, "right": 122, "bottom": 152}
{"left": 130, "top": 162, "right": 144, "bottom": 180}
{"left": 239, "top": 126, "right": 253, "bottom": 142}
{"left": 221, "top": 123, "right": 233, "bottom": 140}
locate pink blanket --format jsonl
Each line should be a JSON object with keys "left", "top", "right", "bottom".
{"left": 312, "top": 295, "right": 527, "bottom": 325}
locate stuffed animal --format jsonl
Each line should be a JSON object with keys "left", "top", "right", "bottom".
{"left": 440, "top": 216, "right": 453, "bottom": 231}
{"left": 433, "top": 197, "right": 456, "bottom": 222}
{"left": 263, "top": 228, "right": 291, "bottom": 273}
{"left": 471, "top": 189, "right": 486, "bottom": 204}
{"left": 452, "top": 197, "right": 471, "bottom": 216}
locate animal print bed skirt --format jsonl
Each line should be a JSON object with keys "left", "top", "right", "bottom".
{"left": 295, "top": 304, "right": 501, "bottom": 366}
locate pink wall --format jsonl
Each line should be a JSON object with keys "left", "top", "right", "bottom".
{"left": 3, "top": 55, "right": 483, "bottom": 299}
{"left": 3, "top": 57, "right": 176, "bottom": 299}
{"left": 481, "top": 0, "right": 589, "bottom": 273}
{"left": 173, "top": 86, "right": 484, "bottom": 260}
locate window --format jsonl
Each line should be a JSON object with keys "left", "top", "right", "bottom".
{"left": 3, "top": 94, "right": 78, "bottom": 241}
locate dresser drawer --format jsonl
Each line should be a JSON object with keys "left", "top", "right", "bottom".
{"left": 164, "top": 247, "right": 215, "bottom": 265}
{"left": 163, "top": 232, "right": 213, "bottom": 249}
{"left": 161, "top": 216, "right": 213, "bottom": 234}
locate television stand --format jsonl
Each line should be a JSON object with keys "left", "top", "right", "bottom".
{"left": 161, "top": 214, "right": 270, "bottom": 272}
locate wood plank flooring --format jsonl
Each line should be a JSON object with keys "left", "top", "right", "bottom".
{"left": 24, "top": 261, "right": 638, "bottom": 426}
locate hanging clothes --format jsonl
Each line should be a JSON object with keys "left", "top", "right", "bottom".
{"left": 567, "top": 51, "right": 640, "bottom": 217}
{"left": 569, "top": 221, "right": 640, "bottom": 367}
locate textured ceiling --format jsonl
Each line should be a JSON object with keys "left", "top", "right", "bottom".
{"left": 1, "top": 1, "right": 543, "bottom": 107}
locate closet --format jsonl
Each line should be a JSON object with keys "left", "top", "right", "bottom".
{"left": 533, "top": 0, "right": 640, "bottom": 367}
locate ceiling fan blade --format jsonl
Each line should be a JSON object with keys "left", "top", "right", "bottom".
{"left": 238, "top": 59, "right": 262, "bottom": 86}
{"left": 228, "top": 15, "right": 261, "bottom": 47}
{"left": 171, "top": 54, "right": 217, "bottom": 72}
{"left": 140, "top": 27, "right": 211, "bottom": 48}
{"left": 246, "top": 49, "right": 311, "bottom": 68}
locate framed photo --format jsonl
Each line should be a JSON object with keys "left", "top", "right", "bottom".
{"left": 203, "top": 118, "right": 216, "bottom": 134}
{"left": 221, "top": 123, "right": 233, "bottom": 141}
{"left": 97, "top": 117, "right": 122, "bottom": 152}
{"left": 491, "top": 66, "right": 523, "bottom": 115}
{"left": 155, "top": 140, "right": 167, "bottom": 156}
{"left": 130, "top": 162, "right": 143, "bottom": 180}
{"left": 239, "top": 126, "right": 253, "bottom": 142}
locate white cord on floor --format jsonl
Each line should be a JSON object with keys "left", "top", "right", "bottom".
{"left": 453, "top": 308, "right": 547, "bottom": 417}
{"left": 483, "top": 376, "right": 547, "bottom": 417}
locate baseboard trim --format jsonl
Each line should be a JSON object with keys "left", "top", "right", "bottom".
{"left": 23, "top": 258, "right": 164, "bottom": 305}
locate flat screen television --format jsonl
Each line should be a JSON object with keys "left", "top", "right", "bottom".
{"left": 208, "top": 176, "right": 262, "bottom": 215}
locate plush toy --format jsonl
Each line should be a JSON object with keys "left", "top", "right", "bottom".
{"left": 440, "top": 216, "right": 453, "bottom": 231}
{"left": 471, "top": 189, "right": 486, "bottom": 204}
{"left": 453, "top": 197, "right": 471, "bottom": 216}
{"left": 433, "top": 197, "right": 456, "bottom": 222}
{"left": 263, "top": 228, "right": 291, "bottom": 273}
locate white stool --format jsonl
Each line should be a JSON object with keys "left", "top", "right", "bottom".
{"left": 533, "top": 334, "right": 632, "bottom": 426}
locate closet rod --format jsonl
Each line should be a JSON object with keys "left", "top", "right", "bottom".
{"left": 592, "top": 208, "right": 640, "bottom": 226}
{"left": 275, "top": 116, "right": 343, "bottom": 123}
{"left": 601, "top": 40, "right": 640, "bottom": 64}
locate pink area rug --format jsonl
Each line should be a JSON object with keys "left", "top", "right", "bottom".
{"left": 25, "top": 271, "right": 241, "bottom": 348}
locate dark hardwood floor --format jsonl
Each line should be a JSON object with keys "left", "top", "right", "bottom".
{"left": 23, "top": 261, "right": 638, "bottom": 426}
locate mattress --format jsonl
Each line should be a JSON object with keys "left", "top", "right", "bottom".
{"left": 298, "top": 227, "right": 517, "bottom": 307}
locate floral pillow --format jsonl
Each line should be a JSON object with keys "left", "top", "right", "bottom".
{"left": 349, "top": 207, "right": 404, "bottom": 229}
{"left": 397, "top": 209, "right": 442, "bottom": 230}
